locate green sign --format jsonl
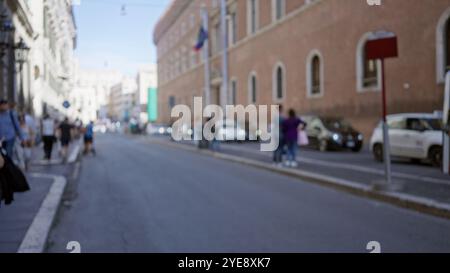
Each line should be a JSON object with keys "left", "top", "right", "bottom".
{"left": 148, "top": 88, "right": 158, "bottom": 122}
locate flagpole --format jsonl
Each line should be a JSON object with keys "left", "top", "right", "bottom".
{"left": 201, "top": 6, "right": 211, "bottom": 106}
{"left": 220, "top": 0, "right": 228, "bottom": 108}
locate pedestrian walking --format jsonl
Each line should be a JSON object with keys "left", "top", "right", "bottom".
{"left": 24, "top": 112, "right": 37, "bottom": 147}
{"left": 282, "top": 109, "right": 307, "bottom": 168}
{"left": 273, "top": 105, "right": 286, "bottom": 167}
{"left": 0, "top": 100, "right": 24, "bottom": 157}
{"left": 83, "top": 121, "right": 96, "bottom": 156}
{"left": 207, "top": 117, "right": 220, "bottom": 152}
{"left": 58, "top": 117, "right": 74, "bottom": 163}
{"left": 19, "top": 115, "right": 32, "bottom": 170}
{"left": 41, "top": 114, "right": 56, "bottom": 161}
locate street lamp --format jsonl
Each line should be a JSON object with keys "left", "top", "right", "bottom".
{"left": 14, "top": 39, "right": 30, "bottom": 111}
{"left": 14, "top": 39, "right": 30, "bottom": 67}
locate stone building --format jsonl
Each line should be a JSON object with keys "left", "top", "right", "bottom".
{"left": 154, "top": 0, "right": 450, "bottom": 137}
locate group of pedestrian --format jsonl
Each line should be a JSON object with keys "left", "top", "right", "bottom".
{"left": 41, "top": 115, "right": 75, "bottom": 162}
{"left": 0, "top": 100, "right": 31, "bottom": 207}
{"left": 41, "top": 117, "right": 96, "bottom": 162}
{"left": 0, "top": 98, "right": 96, "bottom": 167}
{"left": 273, "top": 105, "right": 308, "bottom": 168}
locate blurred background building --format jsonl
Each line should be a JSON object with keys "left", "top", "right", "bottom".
{"left": 0, "top": 0, "right": 77, "bottom": 119}
{"left": 136, "top": 64, "right": 158, "bottom": 124}
{"left": 71, "top": 67, "right": 123, "bottom": 124}
{"left": 108, "top": 76, "right": 138, "bottom": 123}
{"left": 153, "top": 0, "right": 450, "bottom": 138}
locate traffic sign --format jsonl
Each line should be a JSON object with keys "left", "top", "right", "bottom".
{"left": 63, "top": 101, "right": 71, "bottom": 109}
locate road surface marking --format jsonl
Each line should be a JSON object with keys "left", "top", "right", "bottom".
{"left": 17, "top": 174, "right": 67, "bottom": 253}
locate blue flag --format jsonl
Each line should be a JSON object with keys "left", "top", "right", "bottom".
{"left": 193, "top": 26, "right": 208, "bottom": 51}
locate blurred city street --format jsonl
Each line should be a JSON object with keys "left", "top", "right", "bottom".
{"left": 1, "top": 0, "right": 450, "bottom": 255}
{"left": 45, "top": 133, "right": 450, "bottom": 253}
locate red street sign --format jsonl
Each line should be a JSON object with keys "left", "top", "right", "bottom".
{"left": 365, "top": 36, "right": 398, "bottom": 60}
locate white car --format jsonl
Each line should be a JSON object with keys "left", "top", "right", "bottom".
{"left": 370, "top": 113, "right": 443, "bottom": 166}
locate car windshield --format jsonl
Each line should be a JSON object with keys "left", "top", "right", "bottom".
{"left": 321, "top": 118, "right": 352, "bottom": 131}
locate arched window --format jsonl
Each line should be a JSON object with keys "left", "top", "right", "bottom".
{"left": 364, "top": 61, "right": 377, "bottom": 89}
{"left": 446, "top": 19, "right": 450, "bottom": 72}
{"left": 311, "top": 56, "right": 321, "bottom": 94}
{"left": 248, "top": 72, "right": 257, "bottom": 104}
{"left": 306, "top": 50, "right": 324, "bottom": 98}
{"left": 437, "top": 8, "right": 450, "bottom": 83}
{"left": 272, "top": 63, "right": 285, "bottom": 101}
{"left": 356, "top": 33, "right": 381, "bottom": 92}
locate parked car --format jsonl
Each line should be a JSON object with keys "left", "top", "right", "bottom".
{"left": 146, "top": 123, "right": 172, "bottom": 136}
{"left": 369, "top": 113, "right": 443, "bottom": 166}
{"left": 302, "top": 115, "right": 364, "bottom": 152}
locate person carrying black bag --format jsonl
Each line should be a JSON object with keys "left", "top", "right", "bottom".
{"left": 0, "top": 144, "right": 30, "bottom": 206}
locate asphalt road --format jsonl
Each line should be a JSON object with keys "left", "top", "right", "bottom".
{"left": 47, "top": 133, "right": 450, "bottom": 253}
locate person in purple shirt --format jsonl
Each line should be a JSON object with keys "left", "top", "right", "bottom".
{"left": 282, "top": 109, "right": 307, "bottom": 168}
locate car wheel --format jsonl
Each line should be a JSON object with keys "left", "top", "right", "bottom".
{"left": 373, "top": 144, "right": 383, "bottom": 162}
{"left": 429, "top": 146, "right": 443, "bottom": 167}
{"left": 410, "top": 158, "right": 422, "bottom": 164}
{"left": 352, "top": 145, "right": 363, "bottom": 153}
{"left": 319, "top": 139, "right": 328, "bottom": 152}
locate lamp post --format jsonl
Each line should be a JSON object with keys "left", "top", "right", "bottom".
{"left": 14, "top": 38, "right": 30, "bottom": 111}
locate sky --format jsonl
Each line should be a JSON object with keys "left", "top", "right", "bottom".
{"left": 73, "top": 0, "right": 171, "bottom": 76}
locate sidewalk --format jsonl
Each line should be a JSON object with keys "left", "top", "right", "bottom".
{"left": 143, "top": 135, "right": 450, "bottom": 219}
{"left": 0, "top": 175, "right": 54, "bottom": 252}
{"left": 0, "top": 140, "right": 81, "bottom": 253}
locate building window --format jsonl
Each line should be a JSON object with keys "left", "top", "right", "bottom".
{"left": 169, "top": 96, "right": 176, "bottom": 110}
{"left": 230, "top": 79, "right": 237, "bottom": 105}
{"left": 272, "top": 0, "right": 285, "bottom": 22}
{"left": 306, "top": 50, "right": 324, "bottom": 98}
{"left": 363, "top": 55, "right": 378, "bottom": 88}
{"left": 213, "top": 22, "right": 221, "bottom": 55}
{"left": 228, "top": 11, "right": 237, "bottom": 46}
{"left": 356, "top": 33, "right": 381, "bottom": 92}
{"left": 248, "top": 72, "right": 257, "bottom": 104}
{"left": 272, "top": 63, "right": 285, "bottom": 101}
{"left": 446, "top": 18, "right": 450, "bottom": 73}
{"left": 437, "top": 8, "right": 450, "bottom": 83}
{"left": 247, "top": 0, "right": 259, "bottom": 35}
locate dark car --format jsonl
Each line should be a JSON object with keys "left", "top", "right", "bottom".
{"left": 302, "top": 115, "right": 364, "bottom": 152}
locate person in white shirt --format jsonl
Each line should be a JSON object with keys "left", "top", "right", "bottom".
{"left": 41, "top": 114, "right": 56, "bottom": 160}
{"left": 24, "top": 113, "right": 37, "bottom": 147}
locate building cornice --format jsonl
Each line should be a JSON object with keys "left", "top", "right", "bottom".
{"left": 153, "top": 0, "right": 193, "bottom": 45}
{"left": 7, "top": 0, "right": 34, "bottom": 37}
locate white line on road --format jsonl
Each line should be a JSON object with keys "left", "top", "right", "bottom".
{"left": 17, "top": 174, "right": 67, "bottom": 253}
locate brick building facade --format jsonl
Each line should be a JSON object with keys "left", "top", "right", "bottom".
{"left": 153, "top": 0, "right": 450, "bottom": 138}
